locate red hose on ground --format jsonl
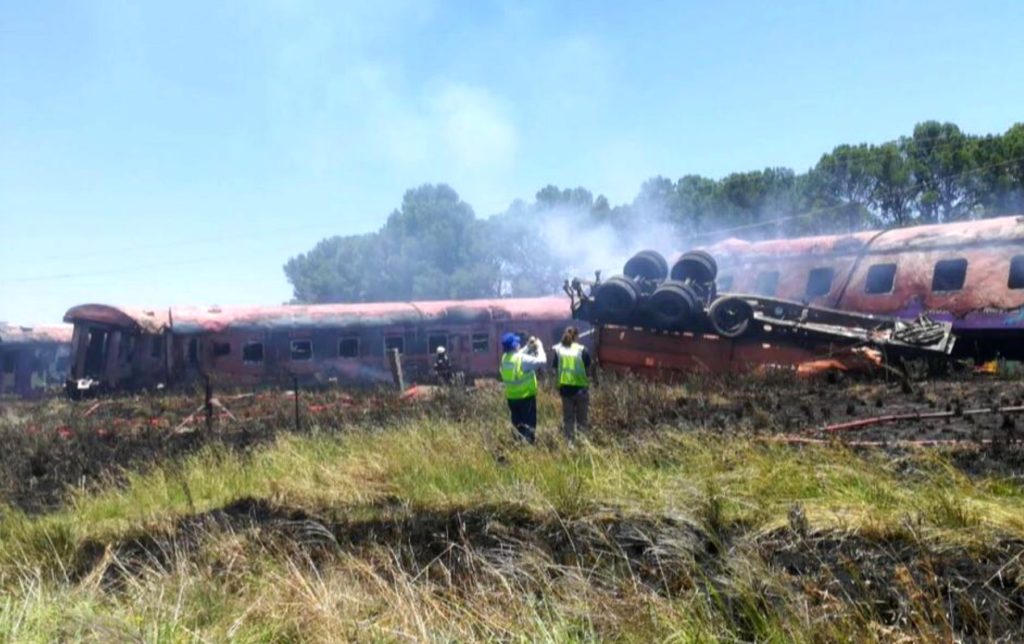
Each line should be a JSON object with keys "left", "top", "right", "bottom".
{"left": 815, "top": 405, "right": 1024, "bottom": 434}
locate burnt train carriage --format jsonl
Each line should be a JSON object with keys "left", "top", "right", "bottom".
{"left": 0, "top": 324, "right": 72, "bottom": 398}
{"left": 64, "top": 298, "right": 582, "bottom": 393}
{"left": 703, "top": 216, "right": 1024, "bottom": 359}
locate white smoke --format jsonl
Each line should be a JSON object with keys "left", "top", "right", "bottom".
{"left": 529, "top": 203, "right": 685, "bottom": 282}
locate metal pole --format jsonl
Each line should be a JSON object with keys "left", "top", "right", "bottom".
{"left": 204, "top": 375, "right": 213, "bottom": 432}
{"left": 293, "top": 376, "right": 300, "bottom": 432}
{"left": 387, "top": 348, "right": 405, "bottom": 391}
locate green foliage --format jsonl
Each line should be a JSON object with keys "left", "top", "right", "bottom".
{"left": 285, "top": 121, "right": 1024, "bottom": 303}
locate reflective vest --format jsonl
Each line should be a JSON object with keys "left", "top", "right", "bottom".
{"left": 500, "top": 352, "right": 537, "bottom": 400}
{"left": 555, "top": 343, "right": 588, "bottom": 387}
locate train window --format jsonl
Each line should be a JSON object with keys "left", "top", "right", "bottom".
{"left": 290, "top": 340, "right": 313, "bottom": 361}
{"left": 717, "top": 275, "right": 734, "bottom": 292}
{"left": 755, "top": 271, "right": 779, "bottom": 296}
{"left": 428, "top": 334, "right": 448, "bottom": 354}
{"left": 338, "top": 337, "right": 359, "bottom": 358}
{"left": 2, "top": 352, "right": 16, "bottom": 374}
{"left": 212, "top": 342, "right": 231, "bottom": 357}
{"left": 865, "top": 263, "right": 897, "bottom": 294}
{"left": 472, "top": 333, "right": 489, "bottom": 353}
{"left": 805, "top": 268, "right": 835, "bottom": 297}
{"left": 242, "top": 342, "right": 264, "bottom": 364}
{"left": 931, "top": 258, "right": 968, "bottom": 292}
{"left": 1009, "top": 256, "right": 1024, "bottom": 289}
{"left": 384, "top": 336, "right": 404, "bottom": 355}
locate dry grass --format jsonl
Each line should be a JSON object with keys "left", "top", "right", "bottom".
{"left": 1, "top": 377, "right": 1023, "bottom": 641}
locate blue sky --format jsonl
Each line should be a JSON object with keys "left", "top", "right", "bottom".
{"left": 2, "top": 0, "right": 1023, "bottom": 324}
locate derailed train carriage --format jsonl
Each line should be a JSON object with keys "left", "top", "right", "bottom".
{"left": 0, "top": 324, "right": 73, "bottom": 398}
{"left": 63, "top": 298, "right": 583, "bottom": 395}
{"left": 571, "top": 216, "right": 1024, "bottom": 375}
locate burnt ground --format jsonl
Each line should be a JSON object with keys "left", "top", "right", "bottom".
{"left": 69, "top": 496, "right": 1024, "bottom": 641}
{"left": 6, "top": 376, "right": 1024, "bottom": 639}
{"left": 2, "top": 373, "right": 1024, "bottom": 513}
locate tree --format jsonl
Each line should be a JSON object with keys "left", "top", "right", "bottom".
{"left": 810, "top": 144, "right": 878, "bottom": 232}
{"left": 285, "top": 122, "right": 1024, "bottom": 304}
{"left": 906, "top": 121, "right": 974, "bottom": 222}
{"left": 869, "top": 143, "right": 917, "bottom": 226}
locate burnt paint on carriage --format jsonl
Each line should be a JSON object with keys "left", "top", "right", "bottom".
{"left": 703, "top": 216, "right": 1024, "bottom": 357}
{"left": 0, "top": 325, "right": 73, "bottom": 398}
{"left": 63, "top": 298, "right": 585, "bottom": 392}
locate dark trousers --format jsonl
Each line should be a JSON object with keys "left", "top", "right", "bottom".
{"left": 507, "top": 396, "right": 537, "bottom": 443}
{"left": 560, "top": 388, "right": 589, "bottom": 441}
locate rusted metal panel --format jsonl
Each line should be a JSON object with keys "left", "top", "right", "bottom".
{"left": 167, "top": 297, "right": 571, "bottom": 334}
{"left": 62, "top": 297, "right": 585, "bottom": 393}
{"left": 707, "top": 215, "right": 1024, "bottom": 338}
{"left": 63, "top": 305, "right": 169, "bottom": 334}
{"left": 596, "top": 326, "right": 825, "bottom": 375}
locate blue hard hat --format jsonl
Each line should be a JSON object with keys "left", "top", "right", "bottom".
{"left": 501, "top": 332, "right": 520, "bottom": 351}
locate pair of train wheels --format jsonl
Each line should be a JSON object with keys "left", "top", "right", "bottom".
{"left": 595, "top": 250, "right": 721, "bottom": 328}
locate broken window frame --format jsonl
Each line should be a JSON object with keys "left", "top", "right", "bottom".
{"left": 383, "top": 335, "right": 405, "bottom": 355}
{"left": 427, "top": 333, "right": 448, "bottom": 354}
{"left": 471, "top": 332, "right": 490, "bottom": 353}
{"left": 242, "top": 342, "right": 264, "bottom": 364}
{"left": 338, "top": 337, "right": 359, "bottom": 358}
{"left": 150, "top": 335, "right": 164, "bottom": 359}
{"left": 931, "top": 258, "right": 968, "bottom": 292}
{"left": 864, "top": 263, "right": 898, "bottom": 295}
{"left": 805, "top": 268, "right": 836, "bottom": 298}
{"left": 1009, "top": 255, "right": 1024, "bottom": 290}
{"left": 290, "top": 339, "right": 313, "bottom": 361}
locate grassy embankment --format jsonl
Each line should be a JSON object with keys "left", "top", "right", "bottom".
{"left": 2, "top": 378, "right": 1024, "bottom": 641}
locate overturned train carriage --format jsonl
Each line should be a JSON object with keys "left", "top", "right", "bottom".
{"left": 575, "top": 216, "right": 1024, "bottom": 372}
{"left": 706, "top": 215, "right": 1024, "bottom": 360}
{"left": 0, "top": 324, "right": 73, "bottom": 398}
{"left": 64, "top": 298, "right": 584, "bottom": 394}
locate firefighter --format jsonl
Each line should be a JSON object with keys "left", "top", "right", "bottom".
{"left": 499, "top": 332, "right": 546, "bottom": 444}
{"left": 433, "top": 345, "right": 453, "bottom": 384}
{"left": 551, "top": 326, "right": 590, "bottom": 444}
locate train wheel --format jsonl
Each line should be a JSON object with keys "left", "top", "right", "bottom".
{"left": 594, "top": 276, "right": 642, "bottom": 322}
{"left": 708, "top": 296, "right": 753, "bottom": 338}
{"left": 670, "top": 250, "right": 718, "bottom": 284}
{"left": 647, "top": 281, "right": 700, "bottom": 329}
{"left": 623, "top": 250, "right": 669, "bottom": 281}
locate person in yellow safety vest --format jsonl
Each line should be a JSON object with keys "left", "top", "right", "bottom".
{"left": 551, "top": 326, "right": 591, "bottom": 444}
{"left": 499, "top": 332, "right": 547, "bottom": 444}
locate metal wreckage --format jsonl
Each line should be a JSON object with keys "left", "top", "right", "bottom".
{"left": 8, "top": 216, "right": 1024, "bottom": 398}
{"left": 0, "top": 324, "right": 73, "bottom": 398}
{"left": 566, "top": 216, "right": 1024, "bottom": 378}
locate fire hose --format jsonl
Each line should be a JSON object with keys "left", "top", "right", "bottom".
{"left": 814, "top": 404, "right": 1024, "bottom": 434}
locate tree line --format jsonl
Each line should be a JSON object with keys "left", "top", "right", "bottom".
{"left": 284, "top": 121, "right": 1024, "bottom": 303}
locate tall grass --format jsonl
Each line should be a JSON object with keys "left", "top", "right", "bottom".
{"left": 0, "top": 380, "right": 1023, "bottom": 640}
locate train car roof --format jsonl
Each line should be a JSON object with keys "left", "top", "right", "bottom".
{"left": 0, "top": 324, "right": 73, "bottom": 345}
{"left": 703, "top": 215, "right": 1024, "bottom": 259}
{"left": 63, "top": 304, "right": 170, "bottom": 333}
{"left": 64, "top": 297, "right": 573, "bottom": 335}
